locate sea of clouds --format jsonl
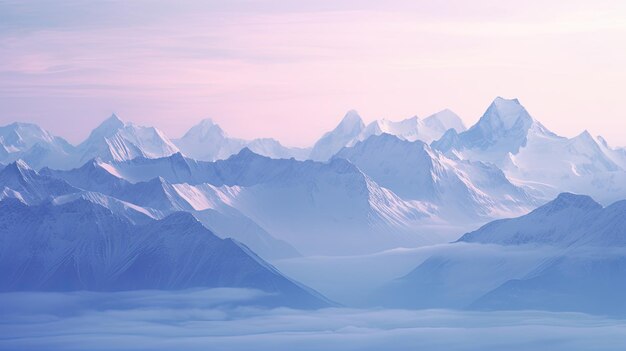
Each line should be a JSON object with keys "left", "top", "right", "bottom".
{"left": 2, "top": 288, "right": 626, "bottom": 351}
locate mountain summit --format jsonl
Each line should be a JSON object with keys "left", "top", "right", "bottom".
{"left": 76, "top": 115, "right": 179, "bottom": 164}
{"left": 174, "top": 118, "right": 309, "bottom": 161}
{"left": 309, "top": 110, "right": 365, "bottom": 161}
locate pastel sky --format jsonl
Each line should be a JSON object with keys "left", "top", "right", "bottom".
{"left": 1, "top": 0, "right": 625, "bottom": 147}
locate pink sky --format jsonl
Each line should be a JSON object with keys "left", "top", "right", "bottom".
{"left": 0, "top": 0, "right": 625, "bottom": 147}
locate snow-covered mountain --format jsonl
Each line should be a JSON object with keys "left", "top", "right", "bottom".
{"left": 432, "top": 97, "right": 553, "bottom": 164}
{"left": 0, "top": 115, "right": 181, "bottom": 170}
{"left": 309, "top": 110, "right": 367, "bottom": 161}
{"left": 53, "top": 149, "right": 439, "bottom": 255}
{"left": 174, "top": 118, "right": 309, "bottom": 161}
{"left": 433, "top": 97, "right": 626, "bottom": 204}
{"left": 0, "top": 122, "right": 75, "bottom": 170}
{"left": 75, "top": 114, "right": 179, "bottom": 165}
{"left": 357, "top": 109, "right": 467, "bottom": 145}
{"left": 0, "top": 160, "right": 78, "bottom": 204}
{"left": 378, "top": 193, "right": 626, "bottom": 316}
{"left": 52, "top": 191, "right": 165, "bottom": 225}
{"left": 0, "top": 197, "right": 330, "bottom": 309}
{"left": 309, "top": 109, "right": 467, "bottom": 161}
{"left": 42, "top": 159, "right": 299, "bottom": 260}
{"left": 335, "top": 134, "right": 535, "bottom": 221}
{"left": 458, "top": 192, "right": 624, "bottom": 247}
{"left": 596, "top": 135, "right": 626, "bottom": 170}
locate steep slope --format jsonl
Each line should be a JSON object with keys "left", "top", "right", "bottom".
{"left": 174, "top": 118, "right": 309, "bottom": 161}
{"left": 0, "top": 122, "right": 75, "bottom": 170}
{"left": 75, "top": 114, "right": 179, "bottom": 166}
{"left": 0, "top": 160, "right": 78, "bottom": 204}
{"left": 458, "top": 193, "right": 624, "bottom": 247}
{"left": 174, "top": 119, "right": 247, "bottom": 161}
{"left": 52, "top": 191, "right": 164, "bottom": 225}
{"left": 0, "top": 198, "right": 330, "bottom": 309}
{"left": 309, "top": 110, "right": 365, "bottom": 161}
{"left": 335, "top": 134, "right": 535, "bottom": 221}
{"left": 43, "top": 162, "right": 298, "bottom": 260}
{"left": 434, "top": 97, "right": 554, "bottom": 165}
{"left": 597, "top": 136, "right": 626, "bottom": 169}
{"left": 378, "top": 193, "right": 626, "bottom": 316}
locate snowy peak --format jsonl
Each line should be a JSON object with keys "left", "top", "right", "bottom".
{"left": 537, "top": 192, "right": 602, "bottom": 213}
{"left": 312, "top": 109, "right": 467, "bottom": 160}
{"left": 423, "top": 109, "right": 467, "bottom": 133}
{"left": 85, "top": 113, "right": 126, "bottom": 141}
{"left": 0, "top": 122, "right": 75, "bottom": 170}
{"left": 175, "top": 118, "right": 308, "bottom": 161}
{"left": 77, "top": 114, "right": 179, "bottom": 164}
{"left": 483, "top": 97, "right": 533, "bottom": 131}
{"left": 336, "top": 110, "right": 365, "bottom": 133}
{"left": 360, "top": 117, "right": 421, "bottom": 143}
{"left": 431, "top": 97, "right": 554, "bottom": 166}
{"left": 458, "top": 192, "right": 617, "bottom": 247}
{"left": 0, "top": 122, "right": 55, "bottom": 150}
{"left": 180, "top": 118, "right": 227, "bottom": 140}
{"left": 572, "top": 130, "right": 595, "bottom": 144}
{"left": 309, "top": 110, "right": 366, "bottom": 161}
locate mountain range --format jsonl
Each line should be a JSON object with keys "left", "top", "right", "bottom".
{"left": 2, "top": 96, "right": 625, "bottom": 255}
{"left": 1, "top": 97, "right": 624, "bottom": 312}
{"left": 43, "top": 150, "right": 436, "bottom": 256}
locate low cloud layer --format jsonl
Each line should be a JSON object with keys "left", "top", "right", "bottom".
{"left": 2, "top": 289, "right": 626, "bottom": 350}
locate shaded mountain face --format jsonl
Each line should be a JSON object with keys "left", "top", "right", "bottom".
{"left": 174, "top": 118, "right": 310, "bottom": 161}
{"left": 454, "top": 97, "right": 536, "bottom": 155}
{"left": 0, "top": 160, "right": 78, "bottom": 204}
{"left": 0, "top": 198, "right": 330, "bottom": 309}
{"left": 41, "top": 159, "right": 300, "bottom": 260}
{"left": 335, "top": 134, "right": 535, "bottom": 221}
{"left": 377, "top": 193, "right": 626, "bottom": 316}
